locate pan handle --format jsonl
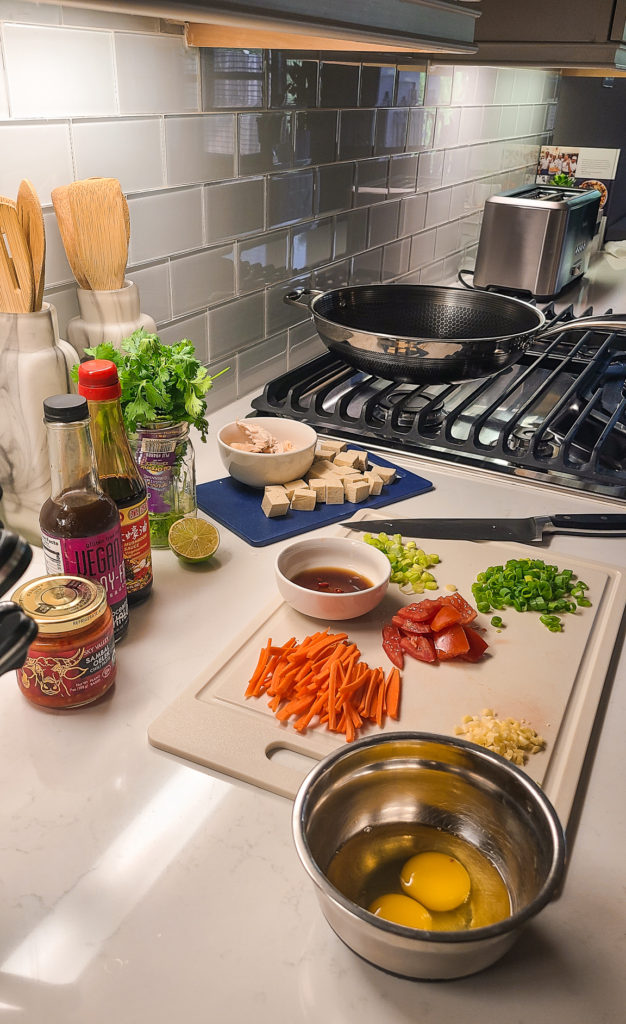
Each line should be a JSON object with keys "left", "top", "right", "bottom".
{"left": 540, "top": 314, "right": 626, "bottom": 339}
{"left": 283, "top": 288, "right": 324, "bottom": 310}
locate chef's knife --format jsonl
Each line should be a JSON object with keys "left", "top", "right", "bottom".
{"left": 343, "top": 513, "right": 626, "bottom": 544}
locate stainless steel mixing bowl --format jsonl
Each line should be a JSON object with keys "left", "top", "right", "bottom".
{"left": 292, "top": 732, "right": 566, "bottom": 980}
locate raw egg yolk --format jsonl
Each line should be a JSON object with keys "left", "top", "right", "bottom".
{"left": 400, "top": 851, "right": 471, "bottom": 912}
{"left": 368, "top": 893, "right": 433, "bottom": 930}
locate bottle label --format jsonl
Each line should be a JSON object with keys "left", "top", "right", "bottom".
{"left": 41, "top": 525, "right": 129, "bottom": 640}
{"left": 135, "top": 428, "right": 180, "bottom": 515}
{"left": 119, "top": 497, "right": 153, "bottom": 595}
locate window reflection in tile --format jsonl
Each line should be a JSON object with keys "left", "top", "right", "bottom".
{"left": 319, "top": 62, "right": 359, "bottom": 107}
{"left": 389, "top": 154, "right": 418, "bottom": 196}
{"left": 269, "top": 53, "right": 318, "bottom": 108}
{"left": 396, "top": 67, "right": 426, "bottom": 107}
{"left": 338, "top": 109, "right": 375, "bottom": 161}
{"left": 239, "top": 112, "right": 293, "bottom": 175}
{"left": 201, "top": 48, "right": 264, "bottom": 109}
{"left": 238, "top": 229, "right": 289, "bottom": 292}
{"left": 375, "top": 108, "right": 408, "bottom": 155}
{"left": 354, "top": 157, "right": 388, "bottom": 206}
{"left": 292, "top": 218, "right": 333, "bottom": 272}
{"left": 406, "top": 106, "right": 435, "bottom": 150}
{"left": 267, "top": 170, "right": 314, "bottom": 228}
{"left": 360, "top": 64, "right": 396, "bottom": 107}
{"left": 294, "top": 109, "right": 337, "bottom": 166}
{"left": 334, "top": 209, "right": 368, "bottom": 259}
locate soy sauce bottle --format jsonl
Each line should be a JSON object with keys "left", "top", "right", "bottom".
{"left": 77, "top": 360, "right": 153, "bottom": 605}
{"left": 40, "top": 394, "right": 129, "bottom": 642}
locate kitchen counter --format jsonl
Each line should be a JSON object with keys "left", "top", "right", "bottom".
{"left": 2, "top": 319, "right": 626, "bottom": 1022}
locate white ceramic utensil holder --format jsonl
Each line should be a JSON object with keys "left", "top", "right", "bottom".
{"left": 67, "top": 279, "right": 157, "bottom": 358}
{"left": 0, "top": 304, "right": 79, "bottom": 546}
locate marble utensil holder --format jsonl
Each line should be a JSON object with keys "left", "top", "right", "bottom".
{"left": 0, "top": 304, "right": 79, "bottom": 546}
{"left": 67, "top": 279, "right": 157, "bottom": 358}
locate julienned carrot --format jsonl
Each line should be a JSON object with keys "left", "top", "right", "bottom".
{"left": 245, "top": 629, "right": 402, "bottom": 742}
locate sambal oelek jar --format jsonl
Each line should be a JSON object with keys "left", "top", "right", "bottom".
{"left": 11, "top": 575, "right": 116, "bottom": 709}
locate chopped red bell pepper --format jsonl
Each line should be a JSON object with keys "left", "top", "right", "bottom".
{"left": 433, "top": 624, "right": 470, "bottom": 660}
{"left": 400, "top": 634, "right": 437, "bottom": 663}
{"left": 429, "top": 604, "right": 463, "bottom": 632}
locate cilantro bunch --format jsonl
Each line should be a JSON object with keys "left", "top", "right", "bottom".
{"left": 72, "top": 330, "right": 227, "bottom": 442}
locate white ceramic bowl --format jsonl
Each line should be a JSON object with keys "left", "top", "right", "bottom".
{"left": 275, "top": 536, "right": 391, "bottom": 620}
{"left": 217, "top": 417, "right": 317, "bottom": 488}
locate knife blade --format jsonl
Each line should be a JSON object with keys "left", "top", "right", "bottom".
{"left": 343, "top": 513, "right": 626, "bottom": 544}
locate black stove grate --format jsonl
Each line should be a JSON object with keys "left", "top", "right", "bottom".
{"left": 251, "top": 304, "right": 626, "bottom": 500}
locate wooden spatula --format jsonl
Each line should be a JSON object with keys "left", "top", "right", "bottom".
{"left": 68, "top": 178, "right": 128, "bottom": 291}
{"left": 51, "top": 185, "right": 90, "bottom": 289}
{"left": 16, "top": 179, "right": 46, "bottom": 311}
{"left": 0, "top": 197, "right": 35, "bottom": 313}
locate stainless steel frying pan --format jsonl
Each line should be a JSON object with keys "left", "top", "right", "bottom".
{"left": 285, "top": 284, "right": 626, "bottom": 384}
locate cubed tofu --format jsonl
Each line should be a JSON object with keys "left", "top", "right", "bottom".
{"left": 324, "top": 480, "right": 345, "bottom": 504}
{"left": 334, "top": 450, "right": 361, "bottom": 469}
{"left": 363, "top": 470, "right": 383, "bottom": 495}
{"left": 307, "top": 478, "right": 327, "bottom": 502}
{"left": 315, "top": 444, "right": 337, "bottom": 460}
{"left": 375, "top": 465, "right": 397, "bottom": 485}
{"left": 290, "top": 487, "right": 316, "bottom": 511}
{"left": 283, "top": 478, "right": 308, "bottom": 499}
{"left": 344, "top": 479, "right": 370, "bottom": 503}
{"left": 309, "top": 458, "right": 337, "bottom": 476}
{"left": 261, "top": 486, "right": 290, "bottom": 518}
{"left": 320, "top": 438, "right": 347, "bottom": 454}
{"left": 351, "top": 450, "right": 369, "bottom": 471}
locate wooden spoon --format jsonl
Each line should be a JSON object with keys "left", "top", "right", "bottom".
{"left": 0, "top": 197, "right": 35, "bottom": 313}
{"left": 16, "top": 179, "right": 46, "bottom": 311}
{"left": 68, "top": 178, "right": 128, "bottom": 291}
{"left": 51, "top": 185, "right": 90, "bottom": 289}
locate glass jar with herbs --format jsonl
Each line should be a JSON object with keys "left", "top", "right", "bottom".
{"left": 72, "top": 329, "right": 227, "bottom": 548}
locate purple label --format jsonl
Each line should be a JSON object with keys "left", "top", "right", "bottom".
{"left": 136, "top": 450, "right": 177, "bottom": 515}
{"left": 41, "top": 525, "right": 129, "bottom": 638}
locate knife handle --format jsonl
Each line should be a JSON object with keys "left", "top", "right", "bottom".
{"left": 550, "top": 513, "right": 626, "bottom": 534}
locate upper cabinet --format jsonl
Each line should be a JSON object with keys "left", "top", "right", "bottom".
{"left": 468, "top": 0, "right": 626, "bottom": 68}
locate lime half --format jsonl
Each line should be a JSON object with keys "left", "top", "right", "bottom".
{"left": 168, "top": 517, "right": 220, "bottom": 563}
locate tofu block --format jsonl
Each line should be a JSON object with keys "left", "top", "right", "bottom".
{"left": 344, "top": 479, "right": 370, "bottom": 503}
{"left": 315, "top": 444, "right": 337, "bottom": 460}
{"left": 290, "top": 487, "right": 316, "bottom": 511}
{"left": 351, "top": 450, "right": 369, "bottom": 471}
{"left": 375, "top": 465, "right": 397, "bottom": 485}
{"left": 261, "top": 486, "right": 290, "bottom": 518}
{"left": 334, "top": 450, "right": 361, "bottom": 469}
{"left": 320, "top": 438, "right": 347, "bottom": 454}
{"left": 283, "top": 478, "right": 308, "bottom": 499}
{"left": 324, "top": 479, "right": 345, "bottom": 504}
{"left": 363, "top": 470, "right": 383, "bottom": 495}
{"left": 307, "top": 478, "right": 327, "bottom": 502}
{"left": 335, "top": 466, "right": 361, "bottom": 479}
{"left": 309, "top": 458, "right": 337, "bottom": 476}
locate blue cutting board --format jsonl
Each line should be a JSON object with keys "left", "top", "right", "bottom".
{"left": 196, "top": 451, "right": 432, "bottom": 547}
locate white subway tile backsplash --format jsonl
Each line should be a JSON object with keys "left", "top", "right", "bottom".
{"left": 170, "top": 244, "right": 235, "bottom": 317}
{"left": 165, "top": 114, "right": 235, "bottom": 186}
{"left": 45, "top": 284, "right": 80, "bottom": 339}
{"left": 127, "top": 187, "right": 204, "bottom": 263}
{"left": 0, "top": 122, "right": 72, "bottom": 203}
{"left": 0, "top": 16, "right": 559, "bottom": 407}
{"left": 425, "top": 188, "right": 451, "bottom": 229}
{"left": 205, "top": 177, "right": 264, "bottom": 244}
{"left": 72, "top": 118, "right": 164, "bottom": 193}
{"left": 158, "top": 313, "right": 208, "bottom": 359}
{"left": 3, "top": 24, "right": 116, "bottom": 117}
{"left": 204, "top": 357, "right": 237, "bottom": 415}
{"left": 115, "top": 33, "right": 199, "bottom": 114}
{"left": 129, "top": 261, "right": 172, "bottom": 325}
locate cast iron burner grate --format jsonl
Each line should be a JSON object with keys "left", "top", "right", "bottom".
{"left": 250, "top": 303, "right": 626, "bottom": 501}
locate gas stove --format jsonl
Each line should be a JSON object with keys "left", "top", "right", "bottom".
{"left": 251, "top": 302, "right": 626, "bottom": 502}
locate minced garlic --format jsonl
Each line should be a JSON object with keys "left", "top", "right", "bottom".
{"left": 454, "top": 708, "right": 545, "bottom": 766}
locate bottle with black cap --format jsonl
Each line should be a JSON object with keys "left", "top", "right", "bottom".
{"left": 39, "top": 394, "right": 129, "bottom": 643}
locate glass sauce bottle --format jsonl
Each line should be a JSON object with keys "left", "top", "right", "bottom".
{"left": 39, "top": 394, "right": 129, "bottom": 642}
{"left": 77, "top": 359, "right": 153, "bottom": 603}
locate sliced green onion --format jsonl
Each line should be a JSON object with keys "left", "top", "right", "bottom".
{"left": 471, "top": 558, "right": 591, "bottom": 633}
{"left": 363, "top": 532, "right": 440, "bottom": 592}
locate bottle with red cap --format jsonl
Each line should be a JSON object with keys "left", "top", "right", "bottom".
{"left": 78, "top": 359, "right": 153, "bottom": 605}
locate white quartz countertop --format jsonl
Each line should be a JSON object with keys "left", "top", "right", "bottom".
{"left": 2, "top": 273, "right": 626, "bottom": 1022}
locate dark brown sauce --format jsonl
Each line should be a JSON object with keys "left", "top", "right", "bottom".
{"left": 291, "top": 566, "right": 374, "bottom": 593}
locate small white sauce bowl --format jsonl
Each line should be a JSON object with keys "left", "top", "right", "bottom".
{"left": 275, "top": 536, "right": 391, "bottom": 620}
{"left": 217, "top": 417, "right": 317, "bottom": 488}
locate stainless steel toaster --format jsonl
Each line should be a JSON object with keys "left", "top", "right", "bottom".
{"left": 473, "top": 184, "right": 602, "bottom": 299}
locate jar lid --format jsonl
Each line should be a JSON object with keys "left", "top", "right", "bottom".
{"left": 78, "top": 359, "right": 122, "bottom": 401}
{"left": 11, "top": 575, "right": 107, "bottom": 633}
{"left": 43, "top": 394, "right": 89, "bottom": 423}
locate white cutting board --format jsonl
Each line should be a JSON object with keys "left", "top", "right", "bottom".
{"left": 148, "top": 515, "right": 626, "bottom": 825}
